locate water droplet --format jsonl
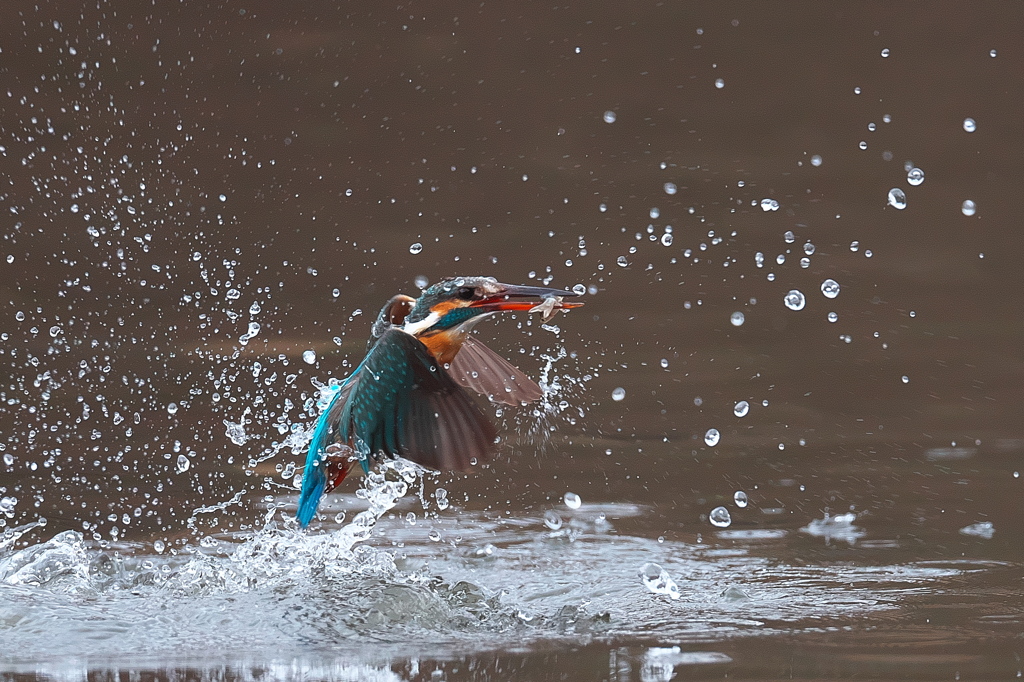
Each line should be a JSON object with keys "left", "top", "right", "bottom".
{"left": 760, "top": 198, "right": 779, "bottom": 212}
{"left": 640, "top": 563, "right": 680, "bottom": 599}
{"left": 616, "top": 255, "right": 629, "bottom": 267}
{"left": 963, "top": 118, "right": 976, "bottom": 133}
{"left": 612, "top": 387, "right": 626, "bottom": 401}
{"left": 153, "top": 540, "right": 165, "bottom": 553}
{"left": 543, "top": 510, "right": 563, "bottom": 530}
{"left": 880, "top": 48, "right": 890, "bottom": 58}
{"left": 166, "top": 402, "right": 178, "bottom": 415}
{"left": 714, "top": 78, "right": 725, "bottom": 89}
{"left": 859, "top": 140, "right": 868, "bottom": 150}
{"left": 218, "top": 194, "right": 227, "bottom": 202}
{"left": 804, "top": 242, "right": 816, "bottom": 255}
{"left": 175, "top": 454, "right": 190, "bottom": 473}
{"left": 820, "top": 279, "right": 840, "bottom": 299}
{"left": 709, "top": 506, "right": 732, "bottom": 528}
{"left": 409, "top": 242, "right": 423, "bottom": 254}
{"left": 281, "top": 462, "right": 296, "bottom": 480}
{"left": 49, "top": 325, "right": 62, "bottom": 337}
{"left": 660, "top": 358, "right": 669, "bottom": 368}
{"left": 649, "top": 207, "right": 660, "bottom": 218}
{"left": 734, "top": 491, "right": 748, "bottom": 508}
{"left": 0, "top": 497, "right": 16, "bottom": 516}
{"left": 784, "top": 290, "right": 806, "bottom": 311}
{"left": 907, "top": 167, "right": 925, "bottom": 186}
{"left": 990, "top": 49, "right": 997, "bottom": 58}
{"left": 572, "top": 283, "right": 587, "bottom": 295}
{"left": 249, "top": 302, "right": 261, "bottom": 315}
{"left": 239, "top": 321, "right": 260, "bottom": 346}
{"left": 599, "top": 203, "right": 607, "bottom": 212}
{"left": 660, "top": 233, "right": 673, "bottom": 246}
{"left": 828, "top": 312, "right": 838, "bottom": 323}
{"left": 783, "top": 230, "right": 795, "bottom": 244}
{"left": 704, "top": 428, "right": 721, "bottom": 447}
{"left": 563, "top": 492, "right": 582, "bottom": 509}
{"left": 2, "top": 454, "right": 13, "bottom": 466}
{"left": 887, "top": 188, "right": 907, "bottom": 209}
{"left": 224, "top": 419, "right": 247, "bottom": 445}
{"left": 962, "top": 199, "right": 977, "bottom": 216}
{"left": 730, "top": 311, "right": 745, "bottom": 327}
{"left": 854, "top": 86, "right": 862, "bottom": 95}
{"left": 428, "top": 530, "right": 441, "bottom": 542}
{"left": 663, "top": 182, "right": 677, "bottom": 195}
{"left": 810, "top": 154, "right": 823, "bottom": 167}
{"left": 603, "top": 110, "right": 616, "bottom": 123}
{"left": 302, "top": 350, "right": 316, "bottom": 364}
{"left": 435, "top": 488, "right": 449, "bottom": 511}
{"left": 734, "top": 401, "right": 749, "bottom": 418}
{"left": 414, "top": 275, "right": 429, "bottom": 289}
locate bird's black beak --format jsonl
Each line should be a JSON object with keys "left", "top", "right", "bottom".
{"left": 469, "top": 282, "right": 585, "bottom": 313}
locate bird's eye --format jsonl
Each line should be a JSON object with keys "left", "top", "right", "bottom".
{"left": 456, "top": 287, "right": 475, "bottom": 301}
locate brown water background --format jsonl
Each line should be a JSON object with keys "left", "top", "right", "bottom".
{"left": 1, "top": 2, "right": 1024, "bottom": 680}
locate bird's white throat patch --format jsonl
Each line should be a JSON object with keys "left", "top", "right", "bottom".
{"left": 402, "top": 311, "right": 442, "bottom": 336}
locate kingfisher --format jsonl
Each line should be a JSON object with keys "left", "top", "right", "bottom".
{"left": 296, "top": 276, "right": 584, "bottom": 527}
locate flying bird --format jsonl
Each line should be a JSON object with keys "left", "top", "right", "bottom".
{"left": 296, "top": 276, "right": 583, "bottom": 526}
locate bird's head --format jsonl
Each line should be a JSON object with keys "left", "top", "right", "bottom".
{"left": 403, "top": 276, "right": 583, "bottom": 338}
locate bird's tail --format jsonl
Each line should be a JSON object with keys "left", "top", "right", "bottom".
{"left": 296, "top": 391, "right": 341, "bottom": 527}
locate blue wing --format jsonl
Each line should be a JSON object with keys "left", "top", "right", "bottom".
{"left": 296, "top": 328, "right": 497, "bottom": 527}
{"left": 337, "top": 328, "right": 497, "bottom": 472}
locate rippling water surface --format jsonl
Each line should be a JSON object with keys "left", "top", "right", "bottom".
{"left": 2, "top": 2, "right": 1023, "bottom": 680}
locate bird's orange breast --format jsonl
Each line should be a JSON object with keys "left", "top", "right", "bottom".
{"left": 417, "top": 328, "right": 468, "bottom": 367}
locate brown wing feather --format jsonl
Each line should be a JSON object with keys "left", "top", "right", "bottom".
{"left": 339, "top": 328, "right": 497, "bottom": 473}
{"left": 399, "top": 368, "right": 497, "bottom": 471}
{"left": 447, "top": 336, "right": 544, "bottom": 406}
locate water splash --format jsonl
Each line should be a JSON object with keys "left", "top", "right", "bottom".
{"left": 959, "top": 521, "right": 995, "bottom": 539}
{"left": 800, "top": 512, "right": 865, "bottom": 545}
{"left": 0, "top": 518, "right": 49, "bottom": 556}
{"left": 521, "top": 344, "right": 591, "bottom": 447}
{"left": 0, "top": 529, "right": 89, "bottom": 587}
